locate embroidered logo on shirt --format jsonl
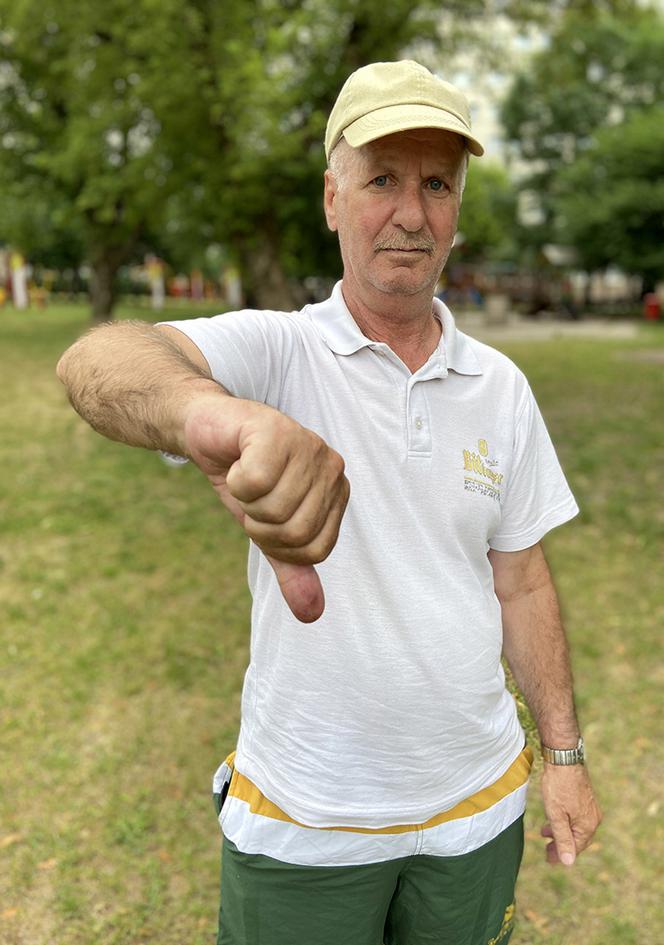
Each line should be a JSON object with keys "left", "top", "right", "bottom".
{"left": 463, "top": 439, "right": 503, "bottom": 502}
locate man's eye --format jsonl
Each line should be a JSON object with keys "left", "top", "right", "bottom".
{"left": 372, "top": 175, "right": 388, "bottom": 187}
{"left": 428, "top": 178, "right": 449, "bottom": 193}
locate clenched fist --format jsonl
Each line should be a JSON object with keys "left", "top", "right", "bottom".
{"left": 183, "top": 394, "right": 350, "bottom": 623}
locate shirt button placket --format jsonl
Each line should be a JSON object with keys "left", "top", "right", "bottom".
{"left": 408, "top": 383, "right": 431, "bottom": 454}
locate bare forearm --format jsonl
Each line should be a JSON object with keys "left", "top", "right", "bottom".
{"left": 503, "top": 589, "right": 579, "bottom": 745}
{"left": 493, "top": 546, "right": 579, "bottom": 747}
{"left": 491, "top": 546, "right": 601, "bottom": 865}
{"left": 57, "top": 319, "right": 350, "bottom": 624}
{"left": 56, "top": 321, "right": 224, "bottom": 454}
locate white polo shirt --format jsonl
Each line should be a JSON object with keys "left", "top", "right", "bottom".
{"left": 163, "top": 282, "right": 578, "bottom": 831}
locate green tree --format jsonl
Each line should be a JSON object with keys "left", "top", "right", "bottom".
{"left": 0, "top": 0, "right": 200, "bottom": 317}
{"left": 151, "top": 0, "right": 554, "bottom": 309}
{"left": 0, "top": 0, "right": 553, "bottom": 318}
{"left": 0, "top": 183, "right": 83, "bottom": 271}
{"left": 457, "top": 162, "right": 517, "bottom": 262}
{"left": 556, "top": 107, "right": 664, "bottom": 289}
{"left": 501, "top": 3, "right": 664, "bottom": 252}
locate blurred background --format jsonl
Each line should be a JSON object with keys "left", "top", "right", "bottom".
{"left": 1, "top": 2, "right": 662, "bottom": 944}
{"left": 1, "top": 0, "right": 663, "bottom": 322}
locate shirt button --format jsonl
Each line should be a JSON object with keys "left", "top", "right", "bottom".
{"left": 414, "top": 417, "right": 424, "bottom": 430}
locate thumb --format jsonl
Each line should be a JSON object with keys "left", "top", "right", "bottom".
{"left": 201, "top": 479, "right": 326, "bottom": 622}
{"left": 267, "top": 556, "right": 325, "bottom": 623}
{"left": 548, "top": 815, "right": 577, "bottom": 866}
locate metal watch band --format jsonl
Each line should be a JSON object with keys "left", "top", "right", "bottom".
{"left": 541, "top": 736, "right": 585, "bottom": 765}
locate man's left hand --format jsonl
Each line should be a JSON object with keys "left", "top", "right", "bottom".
{"left": 540, "top": 764, "right": 602, "bottom": 866}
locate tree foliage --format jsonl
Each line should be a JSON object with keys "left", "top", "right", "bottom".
{"left": 0, "top": 0, "right": 192, "bottom": 315}
{"left": 502, "top": 3, "right": 664, "bottom": 178}
{"left": 0, "top": 0, "right": 553, "bottom": 316}
{"left": 556, "top": 107, "right": 664, "bottom": 286}
{"left": 152, "top": 0, "right": 552, "bottom": 307}
{"left": 501, "top": 2, "right": 664, "bottom": 280}
{"left": 457, "top": 162, "right": 517, "bottom": 262}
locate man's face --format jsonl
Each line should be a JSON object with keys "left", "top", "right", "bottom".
{"left": 324, "top": 129, "right": 466, "bottom": 302}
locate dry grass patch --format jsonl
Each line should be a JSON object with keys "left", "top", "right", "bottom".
{"left": 1, "top": 306, "right": 662, "bottom": 944}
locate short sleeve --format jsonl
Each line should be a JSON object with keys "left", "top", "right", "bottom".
{"left": 489, "top": 386, "right": 579, "bottom": 551}
{"left": 158, "top": 309, "right": 297, "bottom": 407}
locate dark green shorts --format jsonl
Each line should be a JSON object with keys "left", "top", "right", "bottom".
{"left": 217, "top": 815, "right": 524, "bottom": 945}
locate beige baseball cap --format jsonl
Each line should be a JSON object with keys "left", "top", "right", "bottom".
{"left": 325, "top": 60, "right": 484, "bottom": 160}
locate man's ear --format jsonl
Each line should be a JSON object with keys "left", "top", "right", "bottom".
{"left": 323, "top": 170, "right": 338, "bottom": 233}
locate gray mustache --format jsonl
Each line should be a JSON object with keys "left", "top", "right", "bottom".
{"left": 374, "top": 237, "right": 435, "bottom": 255}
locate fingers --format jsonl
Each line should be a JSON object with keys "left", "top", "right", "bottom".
{"left": 541, "top": 818, "right": 601, "bottom": 866}
{"left": 541, "top": 820, "right": 576, "bottom": 866}
{"left": 227, "top": 428, "right": 346, "bottom": 516}
{"left": 226, "top": 429, "right": 349, "bottom": 564}
{"left": 540, "top": 765, "right": 603, "bottom": 867}
{"left": 212, "top": 484, "right": 329, "bottom": 623}
{"left": 185, "top": 398, "right": 350, "bottom": 620}
{"left": 235, "top": 455, "right": 340, "bottom": 529}
{"left": 243, "top": 476, "right": 350, "bottom": 562}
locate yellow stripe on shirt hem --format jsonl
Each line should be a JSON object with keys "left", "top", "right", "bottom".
{"left": 224, "top": 746, "right": 533, "bottom": 835}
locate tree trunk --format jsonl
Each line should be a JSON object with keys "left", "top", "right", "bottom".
{"left": 89, "top": 256, "right": 120, "bottom": 321}
{"left": 85, "top": 211, "right": 143, "bottom": 321}
{"left": 239, "top": 228, "right": 300, "bottom": 312}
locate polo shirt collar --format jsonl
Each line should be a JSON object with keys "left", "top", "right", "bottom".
{"left": 308, "top": 282, "right": 370, "bottom": 356}
{"left": 433, "top": 297, "right": 483, "bottom": 376}
{"left": 308, "top": 281, "right": 483, "bottom": 376}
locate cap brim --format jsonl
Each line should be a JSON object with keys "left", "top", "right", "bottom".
{"left": 342, "top": 103, "right": 484, "bottom": 156}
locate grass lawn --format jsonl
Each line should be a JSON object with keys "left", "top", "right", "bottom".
{"left": 1, "top": 300, "right": 662, "bottom": 944}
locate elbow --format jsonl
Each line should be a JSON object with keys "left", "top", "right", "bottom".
{"left": 55, "top": 348, "right": 70, "bottom": 385}
{"left": 56, "top": 341, "right": 88, "bottom": 404}
{"left": 56, "top": 322, "right": 113, "bottom": 388}
{"left": 55, "top": 344, "right": 81, "bottom": 395}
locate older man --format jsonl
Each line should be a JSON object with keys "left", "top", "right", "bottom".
{"left": 57, "top": 61, "right": 601, "bottom": 945}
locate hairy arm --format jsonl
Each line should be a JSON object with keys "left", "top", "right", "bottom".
{"left": 489, "top": 542, "right": 602, "bottom": 865}
{"left": 490, "top": 542, "right": 578, "bottom": 745}
{"left": 56, "top": 321, "right": 220, "bottom": 454}
{"left": 56, "top": 321, "right": 350, "bottom": 621}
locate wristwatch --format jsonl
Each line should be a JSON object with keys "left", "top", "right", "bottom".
{"left": 541, "top": 736, "right": 585, "bottom": 766}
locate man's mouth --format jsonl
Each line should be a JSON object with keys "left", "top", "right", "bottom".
{"left": 375, "top": 239, "right": 435, "bottom": 255}
{"left": 377, "top": 246, "right": 431, "bottom": 255}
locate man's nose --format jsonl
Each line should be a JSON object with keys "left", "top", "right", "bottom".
{"left": 391, "top": 184, "right": 426, "bottom": 232}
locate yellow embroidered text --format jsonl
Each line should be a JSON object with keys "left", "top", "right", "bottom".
{"left": 463, "top": 450, "right": 504, "bottom": 486}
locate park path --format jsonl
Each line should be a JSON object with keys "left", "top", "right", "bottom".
{"left": 454, "top": 311, "right": 640, "bottom": 344}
